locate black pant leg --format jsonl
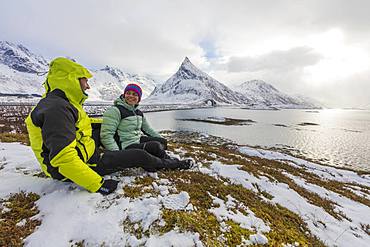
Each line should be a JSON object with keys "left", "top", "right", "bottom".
{"left": 126, "top": 141, "right": 166, "bottom": 159}
{"left": 125, "top": 143, "right": 145, "bottom": 149}
{"left": 92, "top": 149, "right": 182, "bottom": 174}
{"left": 140, "top": 136, "right": 168, "bottom": 150}
{"left": 91, "top": 124, "right": 102, "bottom": 148}
{"left": 87, "top": 127, "right": 103, "bottom": 165}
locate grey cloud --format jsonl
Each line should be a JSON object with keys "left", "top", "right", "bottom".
{"left": 227, "top": 47, "right": 322, "bottom": 73}
{"left": 307, "top": 70, "right": 370, "bottom": 108}
{"left": 306, "top": 0, "right": 370, "bottom": 39}
{"left": 0, "top": 0, "right": 369, "bottom": 107}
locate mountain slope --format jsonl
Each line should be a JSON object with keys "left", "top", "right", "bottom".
{"left": 238, "top": 80, "right": 322, "bottom": 109}
{"left": 145, "top": 57, "right": 251, "bottom": 105}
{"left": 144, "top": 58, "right": 321, "bottom": 109}
{"left": 88, "top": 66, "right": 156, "bottom": 101}
{"left": 0, "top": 41, "right": 320, "bottom": 108}
{"left": 0, "top": 41, "right": 47, "bottom": 96}
{"left": 0, "top": 41, "right": 157, "bottom": 102}
{"left": 0, "top": 64, "right": 44, "bottom": 96}
{"left": 0, "top": 41, "right": 48, "bottom": 74}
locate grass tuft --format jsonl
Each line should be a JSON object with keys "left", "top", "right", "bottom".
{"left": 159, "top": 170, "right": 325, "bottom": 246}
{"left": 0, "top": 191, "right": 41, "bottom": 246}
{"left": 0, "top": 132, "right": 29, "bottom": 145}
{"left": 122, "top": 176, "right": 155, "bottom": 198}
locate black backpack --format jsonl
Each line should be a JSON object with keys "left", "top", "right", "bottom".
{"left": 91, "top": 122, "right": 122, "bottom": 150}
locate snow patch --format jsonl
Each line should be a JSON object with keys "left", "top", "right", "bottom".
{"left": 161, "top": 191, "right": 190, "bottom": 210}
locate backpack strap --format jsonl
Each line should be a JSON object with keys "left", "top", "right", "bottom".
{"left": 115, "top": 104, "right": 125, "bottom": 120}
{"left": 114, "top": 105, "right": 144, "bottom": 150}
{"left": 115, "top": 104, "right": 143, "bottom": 119}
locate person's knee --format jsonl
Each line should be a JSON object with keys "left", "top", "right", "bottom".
{"left": 100, "top": 151, "right": 114, "bottom": 165}
{"left": 160, "top": 138, "right": 167, "bottom": 150}
{"left": 144, "top": 141, "right": 163, "bottom": 155}
{"left": 134, "top": 149, "right": 153, "bottom": 164}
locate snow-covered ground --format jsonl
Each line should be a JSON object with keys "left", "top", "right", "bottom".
{"left": 205, "top": 148, "right": 370, "bottom": 246}
{"left": 0, "top": 137, "right": 369, "bottom": 246}
{"left": 0, "top": 142, "right": 202, "bottom": 246}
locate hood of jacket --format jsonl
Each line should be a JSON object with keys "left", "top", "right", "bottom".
{"left": 114, "top": 95, "right": 139, "bottom": 111}
{"left": 43, "top": 57, "right": 92, "bottom": 105}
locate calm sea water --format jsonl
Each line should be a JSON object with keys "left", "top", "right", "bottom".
{"left": 145, "top": 108, "right": 370, "bottom": 172}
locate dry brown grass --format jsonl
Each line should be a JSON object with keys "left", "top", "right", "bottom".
{"left": 0, "top": 105, "right": 31, "bottom": 145}
{"left": 0, "top": 132, "right": 29, "bottom": 145}
{"left": 0, "top": 105, "right": 31, "bottom": 134}
{"left": 165, "top": 131, "right": 369, "bottom": 220}
{"left": 0, "top": 191, "right": 41, "bottom": 246}
{"left": 159, "top": 171, "right": 325, "bottom": 246}
{"left": 122, "top": 176, "right": 156, "bottom": 198}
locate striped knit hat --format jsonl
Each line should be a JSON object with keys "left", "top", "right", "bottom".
{"left": 124, "top": 83, "right": 142, "bottom": 102}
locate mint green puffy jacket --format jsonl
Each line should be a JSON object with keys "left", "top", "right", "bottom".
{"left": 100, "top": 97, "right": 161, "bottom": 151}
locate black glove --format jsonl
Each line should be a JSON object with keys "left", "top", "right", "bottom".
{"left": 98, "top": 179, "right": 118, "bottom": 195}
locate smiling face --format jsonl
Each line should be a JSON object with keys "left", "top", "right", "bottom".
{"left": 124, "top": 90, "right": 140, "bottom": 105}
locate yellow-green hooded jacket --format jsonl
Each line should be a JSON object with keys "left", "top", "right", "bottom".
{"left": 25, "top": 57, "right": 103, "bottom": 192}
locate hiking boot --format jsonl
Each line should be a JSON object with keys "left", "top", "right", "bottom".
{"left": 161, "top": 158, "right": 193, "bottom": 170}
{"left": 162, "top": 152, "right": 171, "bottom": 160}
{"left": 177, "top": 159, "right": 194, "bottom": 170}
{"left": 161, "top": 152, "right": 181, "bottom": 161}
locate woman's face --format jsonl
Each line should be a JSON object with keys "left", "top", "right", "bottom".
{"left": 124, "top": 90, "right": 139, "bottom": 105}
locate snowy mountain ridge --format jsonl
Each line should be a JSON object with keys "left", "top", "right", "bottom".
{"left": 145, "top": 57, "right": 252, "bottom": 105}
{"left": 88, "top": 66, "right": 156, "bottom": 101}
{"left": 0, "top": 41, "right": 48, "bottom": 74}
{"left": 0, "top": 41, "right": 49, "bottom": 96}
{"left": 145, "top": 58, "right": 321, "bottom": 109}
{"left": 238, "top": 80, "right": 321, "bottom": 108}
{"left": 0, "top": 41, "right": 321, "bottom": 108}
{"left": 0, "top": 41, "right": 157, "bottom": 102}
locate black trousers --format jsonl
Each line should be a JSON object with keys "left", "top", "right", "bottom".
{"left": 94, "top": 149, "right": 184, "bottom": 174}
{"left": 125, "top": 136, "right": 168, "bottom": 159}
{"left": 89, "top": 128, "right": 175, "bottom": 174}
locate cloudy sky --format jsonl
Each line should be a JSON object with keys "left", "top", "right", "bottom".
{"left": 1, "top": 0, "right": 369, "bottom": 107}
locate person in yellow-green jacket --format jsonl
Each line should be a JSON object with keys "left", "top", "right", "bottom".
{"left": 25, "top": 57, "right": 192, "bottom": 195}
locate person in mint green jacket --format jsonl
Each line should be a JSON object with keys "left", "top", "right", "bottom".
{"left": 101, "top": 84, "right": 169, "bottom": 159}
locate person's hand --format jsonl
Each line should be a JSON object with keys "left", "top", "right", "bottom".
{"left": 98, "top": 179, "right": 118, "bottom": 195}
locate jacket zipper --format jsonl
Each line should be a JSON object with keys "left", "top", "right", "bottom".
{"left": 133, "top": 109, "right": 140, "bottom": 132}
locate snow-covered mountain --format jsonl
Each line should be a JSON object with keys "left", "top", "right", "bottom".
{"left": 144, "top": 58, "right": 320, "bottom": 109}
{"left": 0, "top": 41, "right": 48, "bottom": 74}
{"left": 0, "top": 41, "right": 157, "bottom": 102}
{"left": 144, "top": 57, "right": 252, "bottom": 105}
{"left": 238, "top": 80, "right": 322, "bottom": 109}
{"left": 0, "top": 41, "right": 48, "bottom": 96}
{"left": 88, "top": 66, "right": 156, "bottom": 101}
{"left": 0, "top": 41, "right": 320, "bottom": 108}
{"left": 291, "top": 94, "right": 324, "bottom": 109}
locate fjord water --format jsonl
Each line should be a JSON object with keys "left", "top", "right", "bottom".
{"left": 145, "top": 108, "right": 370, "bottom": 171}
